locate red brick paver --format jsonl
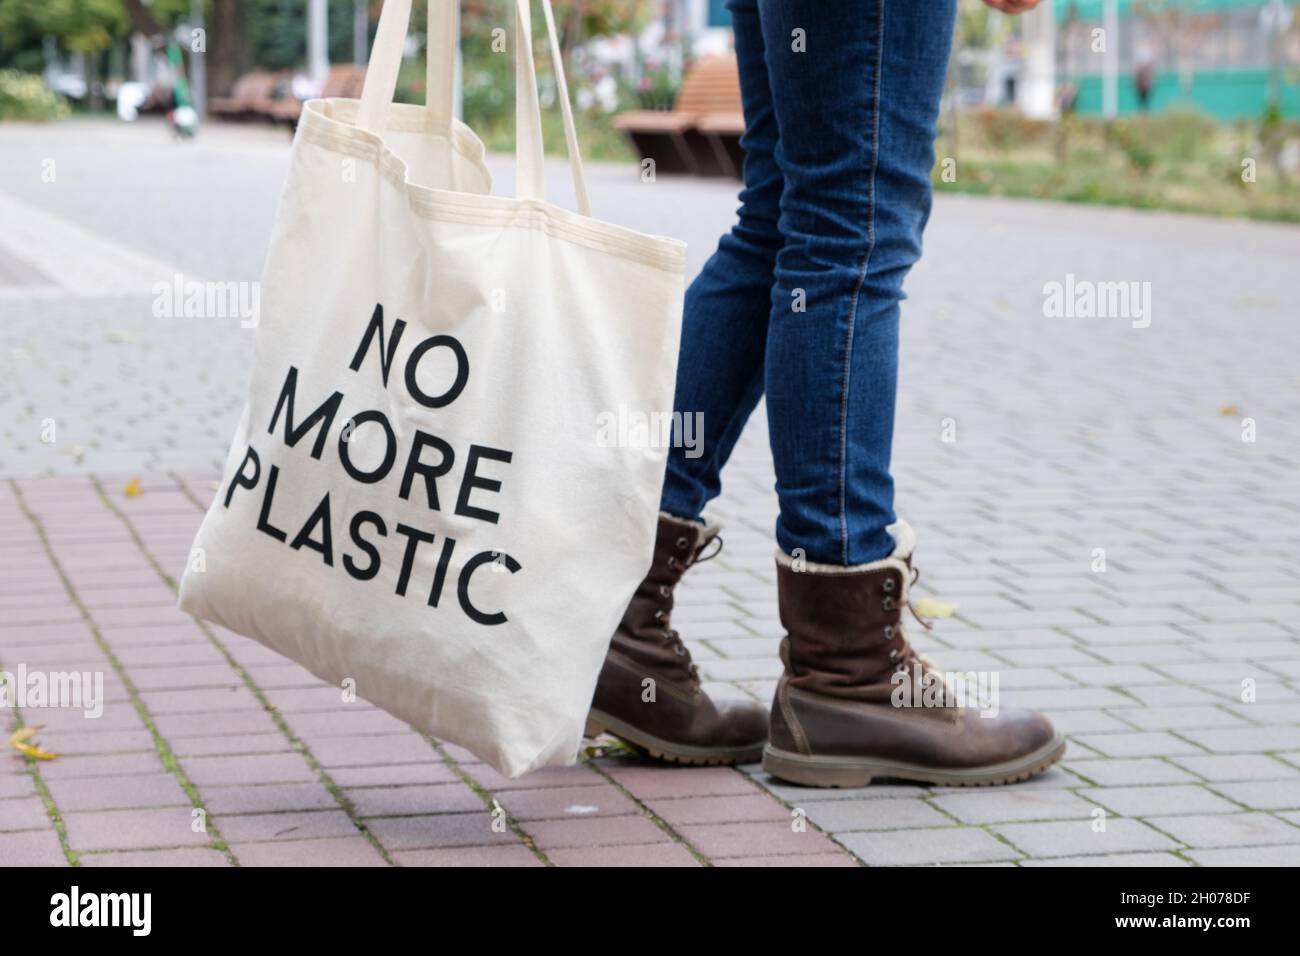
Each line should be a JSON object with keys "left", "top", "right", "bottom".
{"left": 0, "top": 474, "right": 852, "bottom": 867}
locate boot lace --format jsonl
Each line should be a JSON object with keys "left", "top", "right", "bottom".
{"left": 881, "top": 566, "right": 954, "bottom": 699}
{"left": 654, "top": 533, "right": 724, "bottom": 682}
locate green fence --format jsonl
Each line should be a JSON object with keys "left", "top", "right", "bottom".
{"left": 1073, "top": 68, "right": 1300, "bottom": 117}
{"left": 1054, "top": 0, "right": 1298, "bottom": 118}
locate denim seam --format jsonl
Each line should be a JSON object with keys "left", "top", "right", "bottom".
{"left": 837, "top": 0, "right": 886, "bottom": 565}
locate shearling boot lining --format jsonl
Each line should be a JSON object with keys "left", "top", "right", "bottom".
{"left": 660, "top": 510, "right": 721, "bottom": 544}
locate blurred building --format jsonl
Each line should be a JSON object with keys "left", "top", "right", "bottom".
{"left": 681, "top": 0, "right": 736, "bottom": 58}
{"left": 1057, "top": 0, "right": 1299, "bottom": 119}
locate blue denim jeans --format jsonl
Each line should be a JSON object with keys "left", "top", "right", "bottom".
{"left": 659, "top": 0, "right": 956, "bottom": 565}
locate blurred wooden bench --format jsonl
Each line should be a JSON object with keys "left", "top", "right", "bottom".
{"left": 614, "top": 54, "right": 745, "bottom": 178}
{"left": 269, "top": 65, "right": 367, "bottom": 125}
{"left": 212, "top": 66, "right": 366, "bottom": 126}
{"left": 210, "top": 71, "right": 283, "bottom": 120}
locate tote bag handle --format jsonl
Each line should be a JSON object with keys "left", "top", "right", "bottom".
{"left": 356, "top": 0, "right": 590, "bottom": 217}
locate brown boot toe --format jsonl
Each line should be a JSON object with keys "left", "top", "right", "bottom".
{"left": 926, "top": 707, "right": 1064, "bottom": 772}
{"left": 713, "top": 698, "right": 770, "bottom": 753}
{"left": 588, "top": 514, "right": 767, "bottom": 766}
{"left": 588, "top": 652, "right": 767, "bottom": 765}
{"left": 1001, "top": 708, "right": 1063, "bottom": 759}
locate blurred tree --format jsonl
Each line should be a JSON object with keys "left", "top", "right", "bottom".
{"left": 456, "top": 0, "right": 648, "bottom": 57}
{"left": 120, "top": 0, "right": 163, "bottom": 34}
{"left": 1137, "top": 4, "right": 1221, "bottom": 101}
{"left": 0, "top": 0, "right": 129, "bottom": 104}
{"left": 0, "top": 0, "right": 653, "bottom": 110}
{"left": 243, "top": 0, "right": 307, "bottom": 69}
{"left": 210, "top": 0, "right": 249, "bottom": 97}
{"left": 553, "top": 0, "right": 644, "bottom": 57}
{"left": 456, "top": 0, "right": 647, "bottom": 125}
{"left": 0, "top": 0, "right": 129, "bottom": 55}
{"left": 242, "top": 0, "right": 380, "bottom": 70}
{"left": 0, "top": 0, "right": 189, "bottom": 69}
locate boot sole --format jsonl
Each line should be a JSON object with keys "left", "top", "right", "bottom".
{"left": 762, "top": 733, "right": 1067, "bottom": 788}
{"left": 585, "top": 710, "right": 764, "bottom": 767}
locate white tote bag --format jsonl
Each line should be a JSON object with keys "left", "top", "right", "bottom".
{"left": 179, "top": 0, "right": 686, "bottom": 777}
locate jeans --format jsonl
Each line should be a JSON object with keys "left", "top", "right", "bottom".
{"left": 659, "top": 0, "right": 956, "bottom": 565}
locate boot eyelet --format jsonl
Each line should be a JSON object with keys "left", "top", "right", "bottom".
{"left": 654, "top": 610, "right": 665, "bottom": 621}
{"left": 882, "top": 597, "right": 896, "bottom": 611}
{"left": 888, "top": 649, "right": 898, "bottom": 660}
{"left": 676, "top": 536, "right": 689, "bottom": 550}
{"left": 674, "top": 646, "right": 686, "bottom": 656}
{"left": 659, "top": 585, "right": 670, "bottom": 598}
{"left": 884, "top": 625, "right": 896, "bottom": 640}
{"left": 882, "top": 578, "right": 896, "bottom": 593}
{"left": 667, "top": 556, "right": 678, "bottom": 569}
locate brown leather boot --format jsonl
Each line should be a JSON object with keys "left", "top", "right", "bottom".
{"left": 586, "top": 513, "right": 767, "bottom": 765}
{"left": 764, "top": 521, "right": 1065, "bottom": 787}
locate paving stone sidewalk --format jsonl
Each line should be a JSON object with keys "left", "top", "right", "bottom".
{"left": 2, "top": 120, "right": 1300, "bottom": 866}
{"left": 1, "top": 474, "right": 855, "bottom": 867}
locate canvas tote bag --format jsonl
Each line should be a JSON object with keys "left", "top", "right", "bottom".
{"left": 179, "top": 0, "right": 686, "bottom": 777}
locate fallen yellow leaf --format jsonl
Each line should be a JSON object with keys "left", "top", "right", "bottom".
{"left": 1219, "top": 404, "right": 1241, "bottom": 416}
{"left": 124, "top": 477, "right": 143, "bottom": 498}
{"left": 912, "top": 597, "right": 956, "bottom": 619}
{"left": 9, "top": 726, "right": 38, "bottom": 745}
{"left": 8, "top": 726, "right": 58, "bottom": 760}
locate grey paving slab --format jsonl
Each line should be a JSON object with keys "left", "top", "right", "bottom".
{"left": 837, "top": 826, "right": 1021, "bottom": 866}
{"left": 994, "top": 818, "right": 1182, "bottom": 859}
{"left": 1150, "top": 812, "right": 1300, "bottom": 849}
{"left": 1080, "top": 784, "right": 1242, "bottom": 818}
{"left": 1, "top": 119, "right": 1299, "bottom": 867}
